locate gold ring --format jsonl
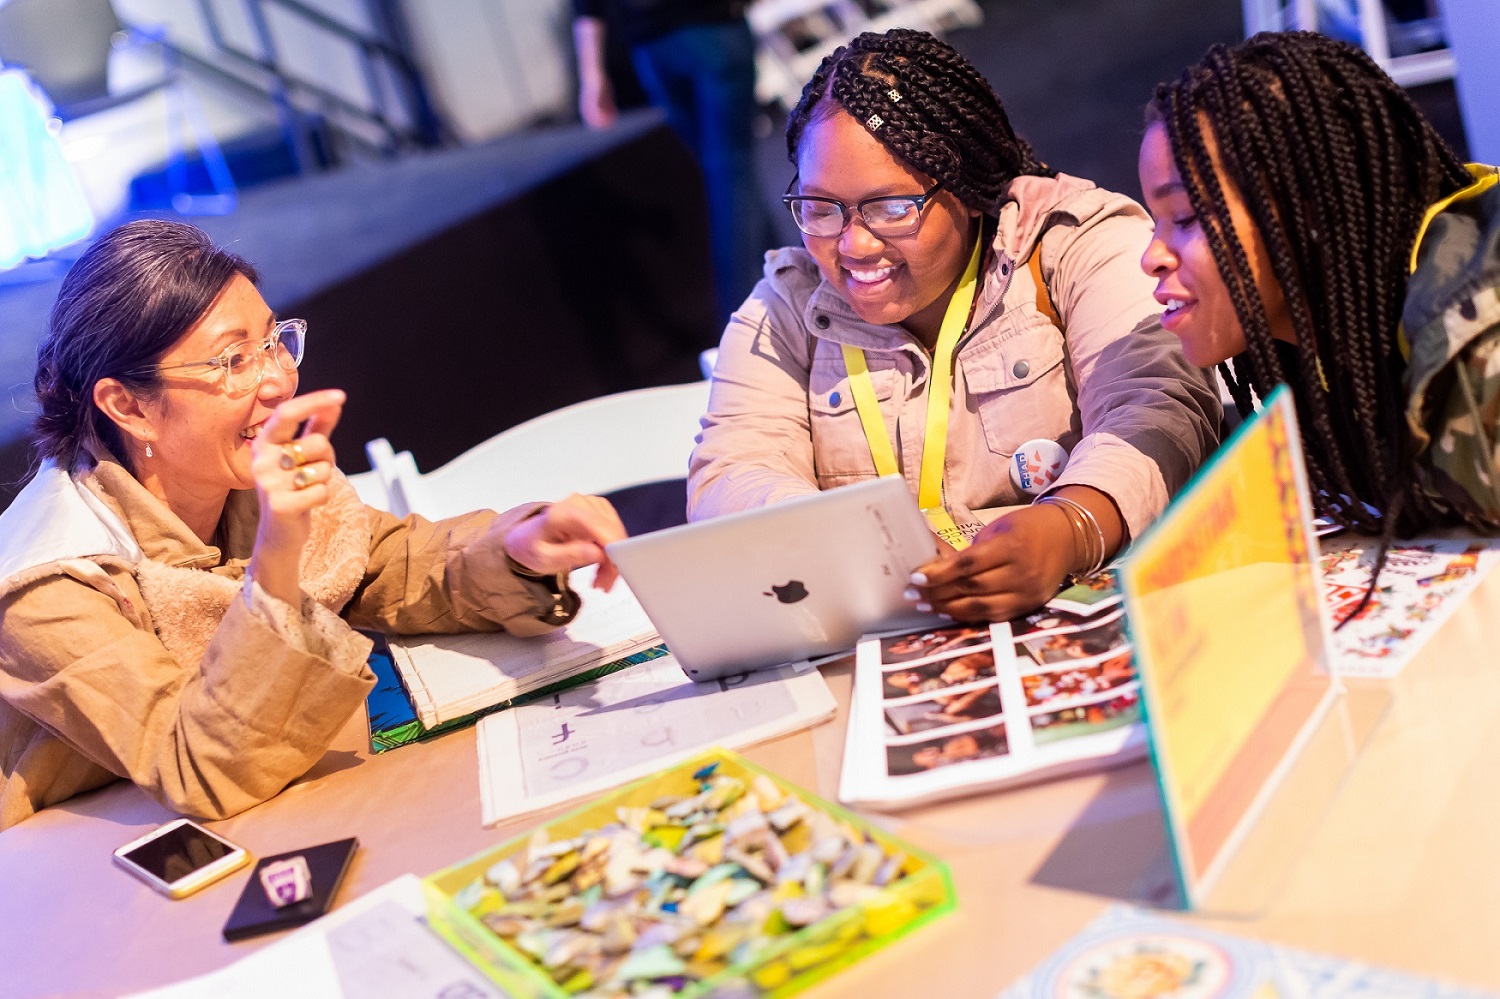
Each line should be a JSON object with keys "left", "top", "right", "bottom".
{"left": 279, "top": 441, "right": 306, "bottom": 470}
{"left": 291, "top": 466, "right": 316, "bottom": 490}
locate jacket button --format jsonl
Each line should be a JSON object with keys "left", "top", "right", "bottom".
{"left": 1000, "top": 262, "right": 1010, "bottom": 276}
{"left": 814, "top": 314, "right": 830, "bottom": 329}
{"left": 1012, "top": 360, "right": 1030, "bottom": 379}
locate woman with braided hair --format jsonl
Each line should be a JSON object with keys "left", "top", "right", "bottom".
{"left": 1140, "top": 30, "right": 1500, "bottom": 541}
{"left": 688, "top": 28, "right": 1221, "bottom": 622}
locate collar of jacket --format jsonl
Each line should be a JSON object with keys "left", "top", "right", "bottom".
{"left": 79, "top": 458, "right": 261, "bottom": 571}
{"left": 0, "top": 451, "right": 261, "bottom": 588}
{"left": 1404, "top": 173, "right": 1500, "bottom": 433}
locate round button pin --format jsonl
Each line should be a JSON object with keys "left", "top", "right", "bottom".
{"left": 1010, "top": 438, "right": 1069, "bottom": 495}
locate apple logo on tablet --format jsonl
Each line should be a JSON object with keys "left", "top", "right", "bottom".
{"left": 765, "top": 580, "right": 809, "bottom": 604}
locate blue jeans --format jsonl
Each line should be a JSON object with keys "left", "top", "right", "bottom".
{"left": 632, "top": 19, "right": 772, "bottom": 327}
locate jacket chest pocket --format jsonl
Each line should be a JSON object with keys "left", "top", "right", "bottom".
{"left": 808, "top": 357, "right": 901, "bottom": 485}
{"left": 962, "top": 321, "right": 1074, "bottom": 457}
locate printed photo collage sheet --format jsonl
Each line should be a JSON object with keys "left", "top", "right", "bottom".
{"left": 847, "top": 529, "right": 1500, "bottom": 801}
{"left": 845, "top": 569, "right": 1145, "bottom": 804}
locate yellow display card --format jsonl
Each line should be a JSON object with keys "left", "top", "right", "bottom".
{"left": 1120, "top": 386, "right": 1335, "bottom": 908}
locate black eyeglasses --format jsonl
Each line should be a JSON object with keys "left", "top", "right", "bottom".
{"left": 782, "top": 180, "right": 944, "bottom": 238}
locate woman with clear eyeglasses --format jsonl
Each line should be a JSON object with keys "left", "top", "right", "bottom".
{"left": 0, "top": 219, "right": 628, "bottom": 829}
{"left": 688, "top": 29, "right": 1222, "bottom": 622}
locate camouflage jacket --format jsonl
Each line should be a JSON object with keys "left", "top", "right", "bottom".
{"left": 1404, "top": 165, "right": 1500, "bottom": 529}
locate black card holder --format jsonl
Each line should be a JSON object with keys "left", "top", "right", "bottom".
{"left": 222, "top": 837, "right": 359, "bottom": 942}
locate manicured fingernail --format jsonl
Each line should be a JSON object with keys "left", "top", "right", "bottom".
{"left": 903, "top": 588, "right": 920, "bottom": 601}
{"left": 915, "top": 602, "right": 932, "bottom": 613}
{"left": 909, "top": 572, "right": 929, "bottom": 586}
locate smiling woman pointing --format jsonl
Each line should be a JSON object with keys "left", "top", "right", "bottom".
{"left": 688, "top": 28, "right": 1221, "bottom": 622}
{"left": 0, "top": 220, "right": 627, "bottom": 829}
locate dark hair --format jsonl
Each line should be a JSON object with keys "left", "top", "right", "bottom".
{"left": 34, "top": 219, "right": 258, "bottom": 471}
{"left": 786, "top": 28, "right": 1053, "bottom": 217}
{"left": 1149, "top": 31, "right": 1470, "bottom": 541}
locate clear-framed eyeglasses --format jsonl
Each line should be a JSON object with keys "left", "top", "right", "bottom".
{"left": 135, "top": 318, "right": 306, "bottom": 396}
{"left": 782, "top": 180, "right": 944, "bottom": 238}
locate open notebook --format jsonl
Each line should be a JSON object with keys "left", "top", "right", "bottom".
{"left": 386, "top": 565, "right": 661, "bottom": 729}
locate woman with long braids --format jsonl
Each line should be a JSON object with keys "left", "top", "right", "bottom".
{"left": 1140, "top": 31, "right": 1499, "bottom": 545}
{"left": 688, "top": 28, "right": 1221, "bottom": 622}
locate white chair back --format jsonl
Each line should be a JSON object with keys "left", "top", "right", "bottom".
{"left": 367, "top": 380, "right": 711, "bottom": 522}
{"left": 344, "top": 468, "right": 391, "bottom": 511}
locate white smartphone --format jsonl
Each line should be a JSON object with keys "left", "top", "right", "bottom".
{"left": 112, "top": 818, "right": 251, "bottom": 899}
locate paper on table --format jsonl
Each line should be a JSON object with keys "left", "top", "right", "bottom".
{"left": 996, "top": 904, "right": 1497, "bottom": 998}
{"left": 122, "top": 876, "right": 502, "bottom": 999}
{"left": 1320, "top": 535, "right": 1499, "bottom": 678}
{"left": 320, "top": 900, "right": 504, "bottom": 998}
{"left": 389, "top": 564, "right": 660, "bottom": 727}
{"left": 478, "top": 654, "right": 837, "bottom": 826}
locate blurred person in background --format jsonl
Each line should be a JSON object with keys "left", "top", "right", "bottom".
{"left": 573, "top": 0, "right": 775, "bottom": 327}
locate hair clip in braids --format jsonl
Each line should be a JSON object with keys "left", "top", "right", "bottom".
{"left": 783, "top": 28, "right": 1054, "bottom": 215}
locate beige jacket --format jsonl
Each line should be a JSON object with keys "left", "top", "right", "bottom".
{"left": 688, "top": 174, "right": 1222, "bottom": 539}
{"left": 0, "top": 459, "right": 574, "bottom": 830}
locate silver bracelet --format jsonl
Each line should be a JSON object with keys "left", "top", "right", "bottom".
{"left": 1035, "top": 494, "right": 1106, "bottom": 577}
{"left": 1054, "top": 494, "right": 1106, "bottom": 576}
{"left": 1033, "top": 495, "right": 1088, "bottom": 574}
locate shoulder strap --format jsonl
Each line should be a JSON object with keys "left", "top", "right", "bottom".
{"left": 1027, "top": 245, "right": 1062, "bottom": 330}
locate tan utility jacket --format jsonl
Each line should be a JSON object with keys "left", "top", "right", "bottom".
{"left": 688, "top": 174, "right": 1222, "bottom": 539}
{"left": 0, "top": 459, "right": 573, "bottom": 830}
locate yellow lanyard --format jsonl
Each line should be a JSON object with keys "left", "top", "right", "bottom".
{"left": 841, "top": 234, "right": 984, "bottom": 549}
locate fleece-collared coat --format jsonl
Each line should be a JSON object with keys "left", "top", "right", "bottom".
{"left": 688, "top": 173, "right": 1222, "bottom": 538}
{"left": 0, "top": 457, "right": 575, "bottom": 830}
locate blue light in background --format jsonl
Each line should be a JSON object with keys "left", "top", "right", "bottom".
{"left": 0, "top": 69, "right": 94, "bottom": 271}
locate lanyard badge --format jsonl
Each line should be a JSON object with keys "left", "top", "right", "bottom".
{"left": 841, "top": 234, "right": 984, "bottom": 549}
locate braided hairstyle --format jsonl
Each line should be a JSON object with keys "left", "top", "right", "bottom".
{"left": 786, "top": 28, "right": 1053, "bottom": 217}
{"left": 34, "top": 219, "right": 257, "bottom": 473}
{"left": 1149, "top": 31, "right": 1470, "bottom": 541}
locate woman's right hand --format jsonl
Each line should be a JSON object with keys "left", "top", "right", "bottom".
{"left": 247, "top": 389, "right": 346, "bottom": 606}
{"left": 502, "top": 493, "right": 628, "bottom": 591}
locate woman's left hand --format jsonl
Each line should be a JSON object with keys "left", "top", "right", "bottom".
{"left": 503, "top": 494, "right": 628, "bottom": 591}
{"left": 911, "top": 487, "right": 1125, "bottom": 622}
{"left": 909, "top": 505, "right": 1077, "bottom": 622}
